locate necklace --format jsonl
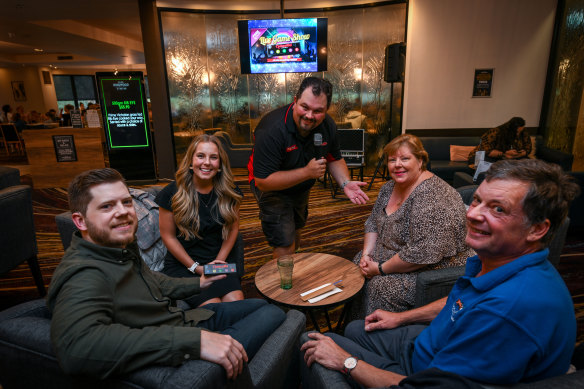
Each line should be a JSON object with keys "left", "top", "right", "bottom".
{"left": 198, "top": 190, "right": 215, "bottom": 208}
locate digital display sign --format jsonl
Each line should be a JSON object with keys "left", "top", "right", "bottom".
{"left": 97, "top": 75, "right": 150, "bottom": 149}
{"left": 95, "top": 71, "right": 156, "bottom": 181}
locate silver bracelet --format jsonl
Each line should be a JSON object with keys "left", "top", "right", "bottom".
{"left": 340, "top": 180, "right": 350, "bottom": 190}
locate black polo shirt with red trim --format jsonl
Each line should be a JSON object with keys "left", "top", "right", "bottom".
{"left": 248, "top": 103, "right": 342, "bottom": 195}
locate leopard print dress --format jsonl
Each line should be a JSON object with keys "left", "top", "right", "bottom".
{"left": 352, "top": 175, "right": 474, "bottom": 316}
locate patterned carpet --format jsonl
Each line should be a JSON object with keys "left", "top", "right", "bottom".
{"left": 1, "top": 174, "right": 583, "bottom": 343}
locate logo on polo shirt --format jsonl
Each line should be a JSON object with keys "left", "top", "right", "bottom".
{"left": 286, "top": 145, "right": 298, "bottom": 152}
{"left": 322, "top": 141, "right": 328, "bottom": 146}
{"left": 450, "top": 299, "right": 464, "bottom": 322}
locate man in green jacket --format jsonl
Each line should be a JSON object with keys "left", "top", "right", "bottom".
{"left": 47, "top": 168, "right": 285, "bottom": 380}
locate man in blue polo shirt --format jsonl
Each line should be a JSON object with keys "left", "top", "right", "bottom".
{"left": 248, "top": 77, "right": 369, "bottom": 258}
{"left": 301, "top": 159, "right": 580, "bottom": 387}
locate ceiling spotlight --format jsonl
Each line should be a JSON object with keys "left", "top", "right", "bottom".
{"left": 114, "top": 69, "right": 119, "bottom": 75}
{"left": 34, "top": 48, "right": 43, "bottom": 52}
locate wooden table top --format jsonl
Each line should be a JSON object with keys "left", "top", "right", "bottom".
{"left": 254, "top": 252, "right": 365, "bottom": 308}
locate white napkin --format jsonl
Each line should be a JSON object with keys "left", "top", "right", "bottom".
{"left": 308, "top": 287, "right": 342, "bottom": 303}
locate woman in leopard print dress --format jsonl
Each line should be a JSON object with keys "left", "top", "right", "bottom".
{"left": 352, "top": 134, "right": 474, "bottom": 316}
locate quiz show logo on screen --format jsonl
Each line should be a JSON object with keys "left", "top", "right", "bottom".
{"left": 258, "top": 32, "right": 310, "bottom": 46}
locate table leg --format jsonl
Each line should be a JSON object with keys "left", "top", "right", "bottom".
{"left": 323, "top": 309, "right": 333, "bottom": 332}
{"left": 306, "top": 309, "right": 321, "bottom": 332}
{"left": 335, "top": 302, "right": 350, "bottom": 333}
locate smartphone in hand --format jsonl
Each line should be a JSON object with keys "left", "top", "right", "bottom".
{"left": 203, "top": 263, "right": 237, "bottom": 275}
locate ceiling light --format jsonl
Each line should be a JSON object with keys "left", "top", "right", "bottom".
{"left": 34, "top": 48, "right": 43, "bottom": 52}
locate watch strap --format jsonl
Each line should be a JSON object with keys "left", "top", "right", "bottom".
{"left": 188, "top": 262, "right": 199, "bottom": 274}
{"left": 378, "top": 261, "right": 387, "bottom": 276}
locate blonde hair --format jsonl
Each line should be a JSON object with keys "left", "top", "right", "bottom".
{"left": 172, "top": 134, "right": 242, "bottom": 240}
{"left": 383, "top": 134, "right": 429, "bottom": 170}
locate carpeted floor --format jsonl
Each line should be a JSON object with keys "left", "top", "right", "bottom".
{"left": 1, "top": 174, "right": 583, "bottom": 343}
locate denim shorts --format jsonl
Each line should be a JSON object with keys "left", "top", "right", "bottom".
{"left": 250, "top": 181, "right": 310, "bottom": 247}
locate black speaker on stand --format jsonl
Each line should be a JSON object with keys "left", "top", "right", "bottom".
{"left": 368, "top": 42, "right": 405, "bottom": 190}
{"left": 384, "top": 42, "right": 406, "bottom": 83}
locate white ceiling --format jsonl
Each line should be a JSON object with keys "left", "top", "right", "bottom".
{"left": 0, "top": 0, "right": 389, "bottom": 69}
{"left": 0, "top": 0, "right": 144, "bottom": 69}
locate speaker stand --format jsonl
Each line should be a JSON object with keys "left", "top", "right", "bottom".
{"left": 367, "top": 155, "right": 389, "bottom": 190}
{"left": 368, "top": 81, "right": 394, "bottom": 191}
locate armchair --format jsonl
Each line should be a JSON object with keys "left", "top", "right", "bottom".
{"left": 0, "top": 166, "right": 20, "bottom": 189}
{"left": 0, "top": 184, "right": 46, "bottom": 297}
{"left": 214, "top": 131, "right": 253, "bottom": 168}
{"left": 0, "top": 299, "right": 306, "bottom": 389}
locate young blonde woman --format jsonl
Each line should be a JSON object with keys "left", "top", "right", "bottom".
{"left": 155, "top": 134, "right": 244, "bottom": 307}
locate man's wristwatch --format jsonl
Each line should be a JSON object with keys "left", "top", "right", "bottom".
{"left": 188, "top": 262, "right": 199, "bottom": 274}
{"left": 342, "top": 356, "right": 358, "bottom": 377}
{"left": 340, "top": 180, "right": 350, "bottom": 190}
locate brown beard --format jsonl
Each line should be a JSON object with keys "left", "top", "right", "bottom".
{"left": 85, "top": 218, "right": 137, "bottom": 248}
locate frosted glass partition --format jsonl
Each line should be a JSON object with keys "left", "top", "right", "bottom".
{"left": 160, "top": 4, "right": 406, "bottom": 169}
{"left": 542, "top": 0, "right": 584, "bottom": 160}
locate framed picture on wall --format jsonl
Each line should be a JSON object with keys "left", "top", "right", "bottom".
{"left": 11, "top": 81, "right": 27, "bottom": 101}
{"left": 472, "top": 69, "right": 493, "bottom": 97}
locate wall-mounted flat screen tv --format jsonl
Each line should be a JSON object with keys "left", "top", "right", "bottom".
{"left": 238, "top": 18, "right": 327, "bottom": 74}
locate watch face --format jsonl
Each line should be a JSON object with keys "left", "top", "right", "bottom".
{"left": 344, "top": 357, "right": 357, "bottom": 370}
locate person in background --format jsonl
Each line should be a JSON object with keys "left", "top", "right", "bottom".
{"left": 60, "top": 104, "right": 74, "bottom": 126}
{"left": 45, "top": 109, "right": 58, "bottom": 122}
{"left": 47, "top": 168, "right": 285, "bottom": 380}
{"left": 248, "top": 77, "right": 369, "bottom": 259}
{"left": 0, "top": 104, "right": 12, "bottom": 123}
{"left": 156, "top": 134, "right": 244, "bottom": 307}
{"left": 28, "top": 110, "right": 42, "bottom": 124}
{"left": 14, "top": 105, "right": 26, "bottom": 122}
{"left": 468, "top": 116, "right": 531, "bottom": 166}
{"left": 11, "top": 113, "right": 27, "bottom": 133}
{"left": 352, "top": 134, "right": 473, "bottom": 315}
{"left": 302, "top": 159, "right": 579, "bottom": 387}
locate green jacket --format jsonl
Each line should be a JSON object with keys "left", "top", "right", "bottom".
{"left": 46, "top": 232, "right": 214, "bottom": 379}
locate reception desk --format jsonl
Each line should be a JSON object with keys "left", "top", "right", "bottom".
{"left": 21, "top": 127, "right": 106, "bottom": 188}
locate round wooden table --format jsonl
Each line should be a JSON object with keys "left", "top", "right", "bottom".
{"left": 255, "top": 252, "right": 365, "bottom": 332}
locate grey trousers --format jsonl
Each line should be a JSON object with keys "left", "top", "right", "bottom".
{"left": 334, "top": 320, "right": 427, "bottom": 375}
{"left": 300, "top": 321, "right": 428, "bottom": 389}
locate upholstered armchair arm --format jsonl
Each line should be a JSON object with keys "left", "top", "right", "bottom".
{"left": 414, "top": 266, "right": 465, "bottom": 308}
{"left": 249, "top": 309, "right": 306, "bottom": 388}
{"left": 299, "top": 332, "right": 351, "bottom": 389}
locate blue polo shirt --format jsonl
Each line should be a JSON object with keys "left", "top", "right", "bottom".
{"left": 412, "top": 249, "right": 575, "bottom": 384}
{"left": 248, "top": 103, "right": 342, "bottom": 195}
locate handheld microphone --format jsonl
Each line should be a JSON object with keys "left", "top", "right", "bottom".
{"left": 314, "top": 133, "right": 323, "bottom": 159}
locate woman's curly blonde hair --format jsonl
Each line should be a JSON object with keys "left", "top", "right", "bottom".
{"left": 172, "top": 134, "right": 242, "bottom": 240}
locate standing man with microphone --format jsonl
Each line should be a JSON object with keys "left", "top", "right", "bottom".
{"left": 248, "top": 77, "right": 369, "bottom": 259}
